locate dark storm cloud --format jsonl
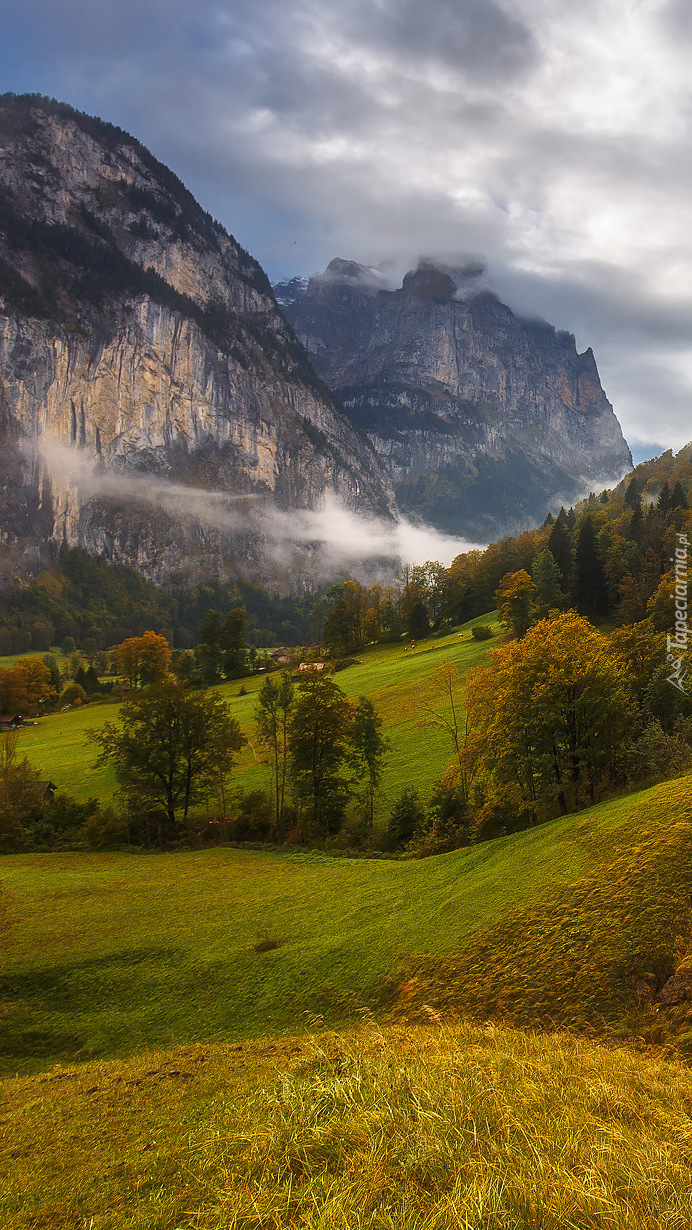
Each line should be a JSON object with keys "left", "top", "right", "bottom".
{"left": 1, "top": 0, "right": 691, "bottom": 449}
{"left": 348, "top": 0, "right": 536, "bottom": 80}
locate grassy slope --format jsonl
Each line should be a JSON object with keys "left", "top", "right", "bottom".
{"left": 11, "top": 619, "right": 500, "bottom": 808}
{"left": 4, "top": 1022, "right": 692, "bottom": 1229}
{"left": 3, "top": 772, "right": 692, "bottom": 1074}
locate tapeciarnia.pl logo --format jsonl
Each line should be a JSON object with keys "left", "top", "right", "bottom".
{"left": 666, "top": 532, "right": 690, "bottom": 695}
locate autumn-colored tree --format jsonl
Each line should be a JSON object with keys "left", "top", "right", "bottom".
{"left": 617, "top": 572, "right": 646, "bottom": 625}
{"left": 495, "top": 570, "right": 536, "bottom": 639}
{"left": 463, "top": 612, "right": 635, "bottom": 820}
{"left": 608, "top": 619, "right": 666, "bottom": 702}
{"left": 363, "top": 584, "right": 384, "bottom": 642}
{"left": 323, "top": 581, "right": 368, "bottom": 654}
{"left": 0, "top": 657, "right": 56, "bottom": 715}
{"left": 646, "top": 571, "right": 676, "bottom": 632}
{"left": 111, "top": 631, "right": 171, "bottom": 689}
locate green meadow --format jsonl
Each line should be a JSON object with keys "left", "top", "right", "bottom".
{"left": 11, "top": 618, "right": 500, "bottom": 809}
{"left": 5, "top": 621, "right": 692, "bottom": 1227}
{"left": 3, "top": 771, "right": 692, "bottom": 1077}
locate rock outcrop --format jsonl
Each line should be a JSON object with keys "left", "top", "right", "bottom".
{"left": 282, "top": 258, "right": 632, "bottom": 536}
{"left": 0, "top": 96, "right": 393, "bottom": 582}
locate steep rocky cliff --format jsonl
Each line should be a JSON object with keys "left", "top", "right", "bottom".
{"left": 282, "top": 258, "right": 632, "bottom": 536}
{"left": 0, "top": 95, "right": 393, "bottom": 582}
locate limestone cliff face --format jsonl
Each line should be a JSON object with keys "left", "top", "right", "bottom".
{"left": 283, "top": 259, "right": 632, "bottom": 536}
{"left": 0, "top": 96, "right": 393, "bottom": 581}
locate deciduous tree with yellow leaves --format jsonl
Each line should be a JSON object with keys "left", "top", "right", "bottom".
{"left": 463, "top": 612, "right": 635, "bottom": 822}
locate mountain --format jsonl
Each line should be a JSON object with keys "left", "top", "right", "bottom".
{"left": 0, "top": 95, "right": 393, "bottom": 583}
{"left": 280, "top": 258, "right": 633, "bottom": 536}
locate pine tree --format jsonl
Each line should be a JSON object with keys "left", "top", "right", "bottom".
{"left": 625, "top": 478, "right": 641, "bottom": 510}
{"left": 657, "top": 480, "right": 671, "bottom": 516}
{"left": 670, "top": 481, "right": 688, "bottom": 511}
{"left": 532, "top": 549, "right": 565, "bottom": 618}
{"left": 573, "top": 517, "right": 609, "bottom": 619}
{"left": 547, "top": 511, "right": 573, "bottom": 586}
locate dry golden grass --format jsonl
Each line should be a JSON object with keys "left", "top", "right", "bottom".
{"left": 4, "top": 1019, "right": 692, "bottom": 1228}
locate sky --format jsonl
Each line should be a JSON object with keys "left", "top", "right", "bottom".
{"left": 1, "top": 0, "right": 691, "bottom": 456}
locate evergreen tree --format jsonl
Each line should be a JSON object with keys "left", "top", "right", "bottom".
{"left": 625, "top": 478, "right": 642, "bottom": 510}
{"left": 670, "top": 481, "right": 688, "bottom": 511}
{"left": 408, "top": 601, "right": 431, "bottom": 640}
{"left": 384, "top": 787, "right": 427, "bottom": 851}
{"left": 531, "top": 549, "right": 565, "bottom": 618}
{"left": 573, "top": 517, "right": 609, "bottom": 619}
{"left": 547, "top": 510, "right": 573, "bottom": 585}
{"left": 629, "top": 501, "right": 643, "bottom": 541}
{"left": 657, "top": 480, "right": 671, "bottom": 516}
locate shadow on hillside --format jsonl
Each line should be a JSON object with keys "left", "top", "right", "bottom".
{"left": 0, "top": 946, "right": 183, "bottom": 1066}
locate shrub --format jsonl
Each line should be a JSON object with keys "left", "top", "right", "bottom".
{"left": 411, "top": 775, "right": 471, "bottom": 857}
{"left": 81, "top": 806, "right": 132, "bottom": 849}
{"left": 626, "top": 720, "right": 692, "bottom": 781}
{"left": 384, "top": 787, "right": 428, "bottom": 851}
{"left": 471, "top": 624, "right": 493, "bottom": 640}
{"left": 60, "top": 682, "right": 87, "bottom": 706}
{"left": 27, "top": 793, "right": 100, "bottom": 848}
{"left": 233, "top": 789, "right": 273, "bottom": 841}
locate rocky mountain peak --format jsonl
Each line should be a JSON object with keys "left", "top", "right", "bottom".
{"left": 0, "top": 94, "right": 394, "bottom": 582}
{"left": 401, "top": 262, "right": 457, "bottom": 302}
{"left": 279, "top": 257, "right": 632, "bottom": 537}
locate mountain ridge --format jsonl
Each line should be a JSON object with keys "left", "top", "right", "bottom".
{"left": 0, "top": 94, "right": 394, "bottom": 582}
{"left": 280, "top": 257, "right": 632, "bottom": 536}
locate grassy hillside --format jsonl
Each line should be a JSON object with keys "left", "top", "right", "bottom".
{"left": 4, "top": 1022, "right": 692, "bottom": 1229}
{"left": 3, "top": 771, "right": 692, "bottom": 1075}
{"left": 11, "top": 618, "right": 499, "bottom": 809}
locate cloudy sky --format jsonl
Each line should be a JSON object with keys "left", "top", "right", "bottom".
{"left": 1, "top": 0, "right": 691, "bottom": 455}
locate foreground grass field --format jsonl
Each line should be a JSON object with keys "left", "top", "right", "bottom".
{"left": 10, "top": 618, "right": 499, "bottom": 810}
{"left": 4, "top": 1021, "right": 692, "bottom": 1229}
{"left": 4, "top": 771, "right": 692, "bottom": 1075}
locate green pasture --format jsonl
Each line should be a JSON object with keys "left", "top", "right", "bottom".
{"left": 2, "top": 771, "right": 689, "bottom": 1074}
{"left": 0, "top": 648, "right": 68, "bottom": 671}
{"left": 11, "top": 617, "right": 500, "bottom": 811}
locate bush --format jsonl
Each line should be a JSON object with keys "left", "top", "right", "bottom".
{"left": 59, "top": 682, "right": 87, "bottom": 707}
{"left": 471, "top": 624, "right": 493, "bottom": 640}
{"left": 411, "top": 777, "right": 471, "bottom": 857}
{"left": 383, "top": 788, "right": 428, "bottom": 852}
{"left": 626, "top": 720, "right": 692, "bottom": 781}
{"left": 232, "top": 789, "right": 273, "bottom": 841}
{"left": 81, "top": 806, "right": 132, "bottom": 849}
{"left": 27, "top": 793, "right": 100, "bottom": 848}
